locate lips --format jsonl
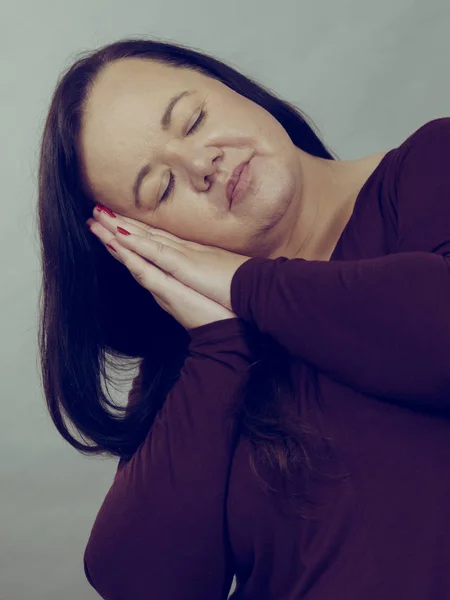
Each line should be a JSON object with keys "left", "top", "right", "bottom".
{"left": 226, "top": 160, "right": 249, "bottom": 204}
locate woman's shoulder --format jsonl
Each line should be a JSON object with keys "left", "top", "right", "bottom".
{"left": 388, "top": 117, "right": 450, "bottom": 253}
{"left": 393, "top": 117, "right": 450, "bottom": 164}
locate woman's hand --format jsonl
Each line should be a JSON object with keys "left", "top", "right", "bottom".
{"left": 86, "top": 206, "right": 238, "bottom": 331}
{"left": 87, "top": 205, "right": 252, "bottom": 311}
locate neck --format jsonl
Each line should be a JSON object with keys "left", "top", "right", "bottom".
{"left": 276, "top": 148, "right": 387, "bottom": 261}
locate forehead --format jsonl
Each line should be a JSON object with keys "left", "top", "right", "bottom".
{"left": 79, "top": 59, "right": 207, "bottom": 202}
{"left": 85, "top": 58, "right": 208, "bottom": 115}
{"left": 81, "top": 59, "right": 194, "bottom": 148}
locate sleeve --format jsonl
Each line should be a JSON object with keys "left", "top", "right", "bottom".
{"left": 230, "top": 118, "right": 450, "bottom": 410}
{"left": 83, "top": 317, "right": 254, "bottom": 600}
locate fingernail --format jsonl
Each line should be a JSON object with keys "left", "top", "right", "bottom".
{"left": 117, "top": 226, "right": 131, "bottom": 236}
{"left": 96, "top": 204, "right": 116, "bottom": 218}
{"left": 106, "top": 243, "right": 117, "bottom": 252}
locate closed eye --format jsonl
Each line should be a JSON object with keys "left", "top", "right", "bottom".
{"left": 186, "top": 107, "right": 207, "bottom": 137}
{"left": 158, "top": 108, "right": 208, "bottom": 205}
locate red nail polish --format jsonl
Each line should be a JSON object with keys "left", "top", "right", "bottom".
{"left": 106, "top": 243, "right": 117, "bottom": 252}
{"left": 117, "top": 226, "right": 131, "bottom": 236}
{"left": 96, "top": 204, "right": 116, "bottom": 218}
{"left": 103, "top": 207, "right": 116, "bottom": 218}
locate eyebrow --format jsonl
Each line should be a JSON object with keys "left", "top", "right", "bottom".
{"left": 133, "top": 89, "right": 194, "bottom": 209}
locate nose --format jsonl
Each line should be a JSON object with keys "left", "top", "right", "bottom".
{"left": 164, "top": 139, "right": 217, "bottom": 191}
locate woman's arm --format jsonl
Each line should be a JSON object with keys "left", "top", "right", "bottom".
{"left": 231, "top": 118, "right": 450, "bottom": 411}
{"left": 230, "top": 252, "right": 450, "bottom": 409}
{"left": 84, "top": 318, "right": 252, "bottom": 600}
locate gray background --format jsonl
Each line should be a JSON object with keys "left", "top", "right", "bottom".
{"left": 1, "top": 0, "right": 449, "bottom": 598}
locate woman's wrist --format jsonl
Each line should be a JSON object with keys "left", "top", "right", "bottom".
{"left": 187, "top": 316, "right": 256, "bottom": 364}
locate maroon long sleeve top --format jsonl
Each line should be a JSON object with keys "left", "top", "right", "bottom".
{"left": 83, "top": 118, "right": 450, "bottom": 599}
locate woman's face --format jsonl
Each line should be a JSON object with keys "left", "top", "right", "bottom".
{"left": 79, "top": 57, "right": 306, "bottom": 257}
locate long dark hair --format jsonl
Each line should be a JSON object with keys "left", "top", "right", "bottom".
{"left": 37, "top": 37, "right": 343, "bottom": 518}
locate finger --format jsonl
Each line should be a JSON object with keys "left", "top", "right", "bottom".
{"left": 88, "top": 216, "right": 184, "bottom": 257}
{"left": 91, "top": 205, "right": 209, "bottom": 251}
{"left": 118, "top": 217, "right": 188, "bottom": 243}
{"left": 90, "top": 222, "right": 182, "bottom": 301}
{"left": 116, "top": 216, "right": 210, "bottom": 250}
{"left": 91, "top": 208, "right": 148, "bottom": 237}
{"left": 112, "top": 230, "right": 190, "bottom": 283}
{"left": 88, "top": 221, "right": 123, "bottom": 258}
{"left": 116, "top": 229, "right": 183, "bottom": 253}
{"left": 90, "top": 209, "right": 192, "bottom": 251}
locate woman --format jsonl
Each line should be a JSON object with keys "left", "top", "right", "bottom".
{"left": 37, "top": 37, "right": 450, "bottom": 599}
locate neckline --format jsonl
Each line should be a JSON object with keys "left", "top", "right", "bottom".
{"left": 329, "top": 149, "right": 394, "bottom": 261}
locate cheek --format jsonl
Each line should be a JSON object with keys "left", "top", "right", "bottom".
{"left": 251, "top": 155, "right": 296, "bottom": 204}
{"left": 250, "top": 106, "right": 290, "bottom": 149}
